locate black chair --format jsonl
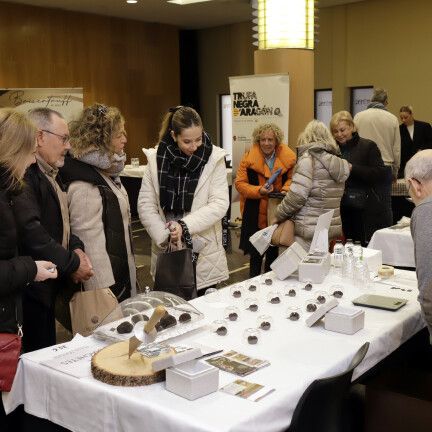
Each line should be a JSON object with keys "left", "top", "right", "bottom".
{"left": 287, "top": 342, "right": 370, "bottom": 432}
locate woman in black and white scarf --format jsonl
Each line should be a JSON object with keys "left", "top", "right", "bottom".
{"left": 138, "top": 106, "right": 229, "bottom": 294}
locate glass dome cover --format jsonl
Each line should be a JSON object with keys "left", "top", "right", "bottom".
{"left": 93, "top": 291, "right": 205, "bottom": 344}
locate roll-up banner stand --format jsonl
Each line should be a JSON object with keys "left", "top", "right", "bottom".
{"left": 0, "top": 88, "right": 84, "bottom": 122}
{"left": 229, "top": 74, "right": 289, "bottom": 221}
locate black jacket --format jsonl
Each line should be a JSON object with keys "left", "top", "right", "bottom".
{"left": 13, "top": 163, "right": 82, "bottom": 308}
{"left": 339, "top": 133, "right": 388, "bottom": 242}
{"left": 0, "top": 167, "right": 37, "bottom": 333}
{"left": 399, "top": 120, "right": 432, "bottom": 178}
{"left": 60, "top": 157, "right": 132, "bottom": 301}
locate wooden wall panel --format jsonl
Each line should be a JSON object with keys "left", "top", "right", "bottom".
{"left": 0, "top": 1, "right": 181, "bottom": 160}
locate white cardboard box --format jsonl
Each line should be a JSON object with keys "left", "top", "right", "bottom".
{"left": 298, "top": 252, "right": 331, "bottom": 283}
{"left": 166, "top": 360, "right": 219, "bottom": 400}
{"left": 270, "top": 242, "right": 308, "bottom": 280}
{"left": 324, "top": 306, "right": 365, "bottom": 335}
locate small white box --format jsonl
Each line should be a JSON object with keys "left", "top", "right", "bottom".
{"left": 324, "top": 306, "right": 365, "bottom": 335}
{"left": 298, "top": 252, "right": 331, "bottom": 283}
{"left": 362, "top": 248, "right": 382, "bottom": 274}
{"left": 271, "top": 242, "right": 308, "bottom": 280}
{"left": 166, "top": 360, "right": 219, "bottom": 400}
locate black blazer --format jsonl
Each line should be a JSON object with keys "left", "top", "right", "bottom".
{"left": 13, "top": 163, "right": 82, "bottom": 308}
{"left": 0, "top": 167, "right": 37, "bottom": 333}
{"left": 399, "top": 120, "right": 432, "bottom": 177}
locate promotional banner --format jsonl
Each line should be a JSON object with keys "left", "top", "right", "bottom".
{"left": 229, "top": 74, "right": 290, "bottom": 216}
{"left": 315, "top": 89, "right": 333, "bottom": 127}
{"left": 0, "top": 88, "right": 84, "bottom": 122}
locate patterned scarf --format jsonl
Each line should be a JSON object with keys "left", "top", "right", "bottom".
{"left": 367, "top": 102, "right": 387, "bottom": 110}
{"left": 77, "top": 149, "right": 126, "bottom": 186}
{"left": 157, "top": 132, "right": 213, "bottom": 213}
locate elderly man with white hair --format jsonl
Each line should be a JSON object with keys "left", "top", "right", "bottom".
{"left": 405, "top": 149, "right": 432, "bottom": 338}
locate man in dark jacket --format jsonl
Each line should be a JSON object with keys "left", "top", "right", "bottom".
{"left": 13, "top": 108, "right": 93, "bottom": 352}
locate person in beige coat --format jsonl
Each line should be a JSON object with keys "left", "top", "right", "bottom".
{"left": 273, "top": 120, "right": 350, "bottom": 248}
{"left": 60, "top": 104, "right": 136, "bottom": 301}
{"left": 138, "top": 106, "right": 229, "bottom": 294}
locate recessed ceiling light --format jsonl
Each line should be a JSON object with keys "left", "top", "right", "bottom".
{"left": 167, "top": 0, "right": 213, "bottom": 5}
{"left": 126, "top": 0, "right": 138, "bottom": 4}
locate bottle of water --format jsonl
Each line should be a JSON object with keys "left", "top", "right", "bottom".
{"left": 354, "top": 258, "right": 370, "bottom": 289}
{"left": 333, "top": 240, "right": 344, "bottom": 269}
{"left": 353, "top": 241, "right": 363, "bottom": 262}
{"left": 344, "top": 239, "right": 354, "bottom": 256}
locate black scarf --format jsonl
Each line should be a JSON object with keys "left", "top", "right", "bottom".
{"left": 157, "top": 131, "right": 213, "bottom": 213}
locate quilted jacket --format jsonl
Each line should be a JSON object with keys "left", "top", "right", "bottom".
{"left": 138, "top": 145, "right": 229, "bottom": 291}
{"left": 274, "top": 141, "right": 350, "bottom": 241}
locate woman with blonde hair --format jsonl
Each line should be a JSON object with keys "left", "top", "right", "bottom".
{"left": 0, "top": 108, "right": 57, "bottom": 424}
{"left": 235, "top": 123, "right": 296, "bottom": 276}
{"left": 274, "top": 120, "right": 350, "bottom": 249}
{"left": 60, "top": 103, "right": 136, "bottom": 301}
{"left": 330, "top": 111, "right": 387, "bottom": 245}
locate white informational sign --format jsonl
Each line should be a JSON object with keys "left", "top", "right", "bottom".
{"left": 309, "top": 209, "right": 334, "bottom": 253}
{"left": 220, "top": 94, "right": 233, "bottom": 164}
{"left": 0, "top": 88, "right": 84, "bottom": 122}
{"left": 315, "top": 90, "right": 333, "bottom": 126}
{"left": 229, "top": 74, "right": 290, "bottom": 209}
{"left": 351, "top": 87, "right": 373, "bottom": 116}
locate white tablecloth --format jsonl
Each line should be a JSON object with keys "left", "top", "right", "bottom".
{"left": 3, "top": 270, "right": 424, "bottom": 432}
{"left": 368, "top": 226, "right": 415, "bottom": 268}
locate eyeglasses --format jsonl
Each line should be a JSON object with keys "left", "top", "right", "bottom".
{"left": 41, "top": 129, "right": 70, "bottom": 145}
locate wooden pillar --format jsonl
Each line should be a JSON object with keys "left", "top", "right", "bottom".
{"left": 254, "top": 49, "right": 314, "bottom": 148}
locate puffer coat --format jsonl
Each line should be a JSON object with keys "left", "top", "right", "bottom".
{"left": 274, "top": 141, "right": 350, "bottom": 241}
{"left": 138, "top": 145, "right": 229, "bottom": 291}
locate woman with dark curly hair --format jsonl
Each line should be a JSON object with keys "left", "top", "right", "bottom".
{"left": 59, "top": 103, "right": 136, "bottom": 301}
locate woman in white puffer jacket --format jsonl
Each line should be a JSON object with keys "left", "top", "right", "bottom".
{"left": 138, "top": 106, "right": 229, "bottom": 295}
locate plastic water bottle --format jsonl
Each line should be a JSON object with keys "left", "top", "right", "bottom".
{"left": 345, "top": 239, "right": 354, "bottom": 256}
{"left": 353, "top": 241, "right": 363, "bottom": 261}
{"left": 333, "top": 240, "right": 344, "bottom": 269}
{"left": 354, "top": 258, "right": 370, "bottom": 289}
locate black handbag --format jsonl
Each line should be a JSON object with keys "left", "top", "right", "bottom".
{"left": 341, "top": 188, "right": 369, "bottom": 210}
{"left": 154, "top": 221, "right": 197, "bottom": 300}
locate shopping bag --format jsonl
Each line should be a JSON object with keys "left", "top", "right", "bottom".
{"left": 249, "top": 224, "right": 278, "bottom": 255}
{"left": 154, "top": 244, "right": 197, "bottom": 301}
{"left": 271, "top": 220, "right": 295, "bottom": 247}
{"left": 0, "top": 332, "right": 21, "bottom": 392}
{"left": 69, "top": 287, "right": 118, "bottom": 336}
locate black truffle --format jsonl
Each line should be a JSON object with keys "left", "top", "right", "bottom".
{"left": 131, "top": 314, "right": 144, "bottom": 324}
{"left": 289, "top": 312, "right": 300, "bottom": 321}
{"left": 317, "top": 295, "right": 326, "bottom": 304}
{"left": 116, "top": 321, "right": 133, "bottom": 334}
{"left": 260, "top": 321, "right": 271, "bottom": 330}
{"left": 232, "top": 290, "right": 242, "bottom": 298}
{"left": 306, "top": 303, "right": 317, "bottom": 312}
{"left": 248, "top": 284, "right": 257, "bottom": 292}
{"left": 216, "top": 326, "right": 227, "bottom": 336}
{"left": 270, "top": 296, "right": 281, "bottom": 304}
{"left": 288, "top": 289, "right": 296, "bottom": 297}
{"left": 333, "top": 290, "right": 343, "bottom": 298}
{"left": 265, "top": 278, "right": 273, "bottom": 286}
{"left": 160, "top": 314, "right": 177, "bottom": 329}
{"left": 247, "top": 335, "right": 258, "bottom": 344}
{"left": 304, "top": 283, "right": 313, "bottom": 291}
{"left": 248, "top": 304, "right": 258, "bottom": 312}
{"left": 228, "top": 312, "right": 238, "bottom": 321}
{"left": 179, "top": 313, "right": 192, "bottom": 323}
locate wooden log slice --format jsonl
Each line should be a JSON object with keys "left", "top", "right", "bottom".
{"left": 91, "top": 340, "right": 175, "bottom": 386}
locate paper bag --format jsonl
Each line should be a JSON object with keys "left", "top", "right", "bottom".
{"left": 249, "top": 225, "right": 278, "bottom": 255}
{"left": 69, "top": 288, "right": 118, "bottom": 336}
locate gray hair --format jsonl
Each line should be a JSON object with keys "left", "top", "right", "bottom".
{"left": 405, "top": 150, "right": 432, "bottom": 182}
{"left": 27, "top": 107, "right": 64, "bottom": 130}
{"left": 371, "top": 88, "right": 388, "bottom": 104}
{"left": 297, "top": 120, "right": 338, "bottom": 150}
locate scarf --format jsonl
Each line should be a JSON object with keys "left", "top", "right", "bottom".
{"left": 77, "top": 149, "right": 126, "bottom": 186}
{"left": 367, "top": 102, "right": 387, "bottom": 110}
{"left": 157, "top": 131, "right": 213, "bottom": 213}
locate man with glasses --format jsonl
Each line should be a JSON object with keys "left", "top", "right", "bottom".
{"left": 13, "top": 107, "right": 94, "bottom": 352}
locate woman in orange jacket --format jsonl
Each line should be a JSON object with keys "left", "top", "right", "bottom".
{"left": 235, "top": 123, "right": 296, "bottom": 277}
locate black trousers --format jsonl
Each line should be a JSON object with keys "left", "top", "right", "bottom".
{"left": 249, "top": 246, "right": 279, "bottom": 277}
{"left": 22, "top": 296, "right": 56, "bottom": 353}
